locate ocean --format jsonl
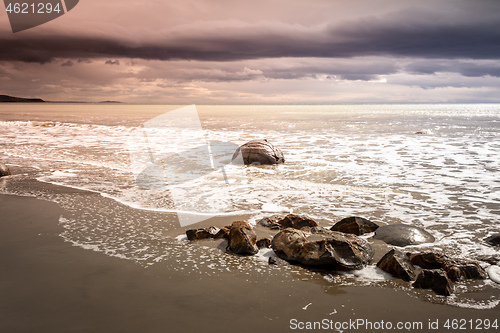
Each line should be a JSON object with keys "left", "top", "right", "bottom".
{"left": 1, "top": 103, "right": 499, "bottom": 310}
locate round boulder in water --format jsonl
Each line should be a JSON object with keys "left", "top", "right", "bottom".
{"left": 0, "top": 162, "right": 11, "bottom": 177}
{"left": 232, "top": 139, "right": 284, "bottom": 165}
{"left": 373, "top": 224, "right": 435, "bottom": 247}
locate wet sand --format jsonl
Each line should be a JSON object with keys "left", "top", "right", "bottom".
{"left": 1, "top": 189, "right": 499, "bottom": 333}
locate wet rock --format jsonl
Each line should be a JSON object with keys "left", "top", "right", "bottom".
{"left": 271, "top": 228, "right": 374, "bottom": 271}
{"left": 227, "top": 221, "right": 259, "bottom": 255}
{"left": 257, "top": 214, "right": 318, "bottom": 231}
{"left": 232, "top": 139, "right": 285, "bottom": 165}
{"left": 413, "top": 269, "right": 454, "bottom": 296}
{"left": 377, "top": 249, "right": 416, "bottom": 281}
{"left": 330, "top": 216, "right": 379, "bottom": 236}
{"left": 484, "top": 233, "right": 500, "bottom": 247}
{"left": 257, "top": 215, "right": 283, "bottom": 230}
{"left": 214, "top": 226, "right": 231, "bottom": 240}
{"left": 410, "top": 252, "right": 487, "bottom": 282}
{"left": 409, "top": 252, "right": 448, "bottom": 269}
{"left": 256, "top": 238, "right": 271, "bottom": 249}
{"left": 373, "top": 224, "right": 435, "bottom": 246}
{"left": 186, "top": 226, "right": 220, "bottom": 240}
{"left": 0, "top": 162, "right": 11, "bottom": 177}
{"left": 443, "top": 261, "right": 487, "bottom": 281}
{"left": 268, "top": 256, "right": 289, "bottom": 266}
{"left": 476, "top": 256, "right": 500, "bottom": 265}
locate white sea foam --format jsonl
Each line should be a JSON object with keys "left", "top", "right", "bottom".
{"left": 2, "top": 104, "right": 500, "bottom": 306}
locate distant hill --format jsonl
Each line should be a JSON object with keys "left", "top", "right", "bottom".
{"left": 0, "top": 95, "right": 45, "bottom": 103}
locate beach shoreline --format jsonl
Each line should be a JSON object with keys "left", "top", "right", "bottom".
{"left": 1, "top": 176, "right": 499, "bottom": 333}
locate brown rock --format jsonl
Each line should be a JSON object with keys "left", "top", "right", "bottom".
{"left": 410, "top": 252, "right": 487, "bottom": 282}
{"left": 0, "top": 162, "right": 11, "bottom": 177}
{"left": 228, "top": 221, "right": 259, "bottom": 255}
{"left": 232, "top": 139, "right": 285, "bottom": 165}
{"left": 271, "top": 228, "right": 374, "bottom": 271}
{"left": 256, "top": 238, "right": 271, "bottom": 249}
{"left": 413, "top": 269, "right": 454, "bottom": 296}
{"left": 186, "top": 226, "right": 220, "bottom": 240}
{"left": 377, "top": 249, "right": 416, "bottom": 281}
{"left": 330, "top": 216, "right": 379, "bottom": 235}
{"left": 257, "top": 214, "right": 318, "bottom": 230}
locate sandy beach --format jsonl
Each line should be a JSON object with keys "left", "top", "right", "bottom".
{"left": 1, "top": 172, "right": 499, "bottom": 333}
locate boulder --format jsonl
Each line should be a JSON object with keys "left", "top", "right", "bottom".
{"left": 484, "top": 233, "right": 500, "bottom": 247}
{"left": 232, "top": 139, "right": 284, "bottom": 165}
{"left": 330, "top": 216, "right": 379, "bottom": 235}
{"left": 257, "top": 214, "right": 318, "bottom": 230}
{"left": 373, "top": 224, "right": 435, "bottom": 246}
{"left": 409, "top": 252, "right": 447, "bottom": 269}
{"left": 410, "top": 252, "right": 487, "bottom": 282}
{"left": 271, "top": 228, "right": 374, "bottom": 271}
{"left": 186, "top": 226, "right": 221, "bottom": 240}
{"left": 0, "top": 162, "right": 11, "bottom": 177}
{"left": 413, "top": 269, "right": 454, "bottom": 296}
{"left": 377, "top": 249, "right": 416, "bottom": 281}
{"left": 227, "top": 221, "right": 259, "bottom": 255}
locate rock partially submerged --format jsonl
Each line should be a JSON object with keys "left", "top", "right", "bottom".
{"left": 373, "top": 224, "right": 435, "bottom": 246}
{"left": 227, "top": 221, "right": 259, "bottom": 255}
{"left": 410, "top": 252, "right": 487, "bottom": 282}
{"left": 484, "top": 233, "right": 500, "bottom": 247}
{"left": 0, "top": 162, "right": 11, "bottom": 177}
{"left": 377, "top": 249, "right": 416, "bottom": 281}
{"left": 232, "top": 139, "right": 285, "bottom": 165}
{"left": 413, "top": 269, "right": 454, "bottom": 296}
{"left": 271, "top": 228, "right": 374, "bottom": 271}
{"left": 330, "top": 216, "right": 379, "bottom": 236}
{"left": 257, "top": 214, "right": 318, "bottom": 230}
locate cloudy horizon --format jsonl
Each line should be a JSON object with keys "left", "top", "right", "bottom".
{"left": 1, "top": 0, "right": 500, "bottom": 104}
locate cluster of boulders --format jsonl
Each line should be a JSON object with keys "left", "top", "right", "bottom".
{"left": 377, "top": 250, "right": 487, "bottom": 296}
{"left": 186, "top": 213, "right": 495, "bottom": 297}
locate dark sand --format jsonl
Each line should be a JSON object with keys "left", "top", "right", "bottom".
{"left": 1, "top": 186, "right": 499, "bottom": 333}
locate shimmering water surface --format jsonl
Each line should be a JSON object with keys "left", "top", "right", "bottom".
{"left": 1, "top": 103, "right": 499, "bottom": 308}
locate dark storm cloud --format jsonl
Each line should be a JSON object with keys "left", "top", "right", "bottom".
{"left": 1, "top": 12, "right": 500, "bottom": 66}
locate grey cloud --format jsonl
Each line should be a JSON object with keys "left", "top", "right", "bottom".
{"left": 105, "top": 60, "right": 120, "bottom": 65}
{"left": 1, "top": 10, "right": 500, "bottom": 67}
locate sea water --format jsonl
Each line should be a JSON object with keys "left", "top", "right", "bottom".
{"left": 1, "top": 103, "right": 499, "bottom": 307}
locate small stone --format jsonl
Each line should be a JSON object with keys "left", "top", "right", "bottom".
{"left": 484, "top": 233, "right": 500, "bottom": 247}
{"left": 256, "top": 238, "right": 271, "bottom": 249}
{"left": 268, "top": 256, "right": 289, "bottom": 266}
{"left": 0, "top": 162, "right": 11, "bottom": 177}
{"left": 330, "top": 216, "right": 379, "bottom": 236}
{"left": 186, "top": 226, "right": 220, "bottom": 240}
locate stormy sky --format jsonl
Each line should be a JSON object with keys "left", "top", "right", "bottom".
{"left": 1, "top": 0, "right": 500, "bottom": 103}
